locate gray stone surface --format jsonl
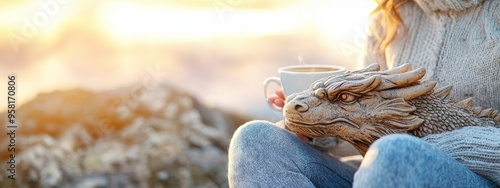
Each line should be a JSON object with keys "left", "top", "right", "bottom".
{"left": 0, "top": 83, "right": 248, "bottom": 188}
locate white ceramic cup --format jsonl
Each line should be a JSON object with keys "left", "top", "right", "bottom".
{"left": 264, "top": 64, "right": 346, "bottom": 111}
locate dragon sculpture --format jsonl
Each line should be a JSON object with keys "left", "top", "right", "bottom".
{"left": 283, "top": 64, "right": 500, "bottom": 156}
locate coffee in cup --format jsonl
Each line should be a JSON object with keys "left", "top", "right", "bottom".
{"left": 264, "top": 64, "right": 346, "bottom": 111}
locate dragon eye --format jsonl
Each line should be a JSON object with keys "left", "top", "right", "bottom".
{"left": 338, "top": 93, "right": 357, "bottom": 103}
{"left": 315, "top": 88, "right": 327, "bottom": 99}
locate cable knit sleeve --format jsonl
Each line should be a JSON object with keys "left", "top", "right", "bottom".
{"left": 413, "top": 0, "right": 484, "bottom": 13}
{"left": 422, "top": 126, "right": 500, "bottom": 186}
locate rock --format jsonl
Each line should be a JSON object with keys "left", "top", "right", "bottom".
{"left": 0, "top": 83, "right": 249, "bottom": 187}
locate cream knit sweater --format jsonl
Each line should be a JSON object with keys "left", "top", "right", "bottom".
{"left": 362, "top": 0, "right": 500, "bottom": 185}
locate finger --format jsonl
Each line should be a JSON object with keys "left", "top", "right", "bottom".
{"left": 275, "top": 90, "right": 285, "bottom": 100}
{"left": 295, "top": 133, "right": 310, "bottom": 142}
{"left": 274, "top": 98, "right": 285, "bottom": 108}
{"left": 266, "top": 96, "right": 285, "bottom": 109}
{"left": 267, "top": 96, "right": 279, "bottom": 104}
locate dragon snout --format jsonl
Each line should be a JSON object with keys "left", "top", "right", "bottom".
{"left": 285, "top": 92, "right": 311, "bottom": 112}
{"left": 286, "top": 99, "right": 309, "bottom": 112}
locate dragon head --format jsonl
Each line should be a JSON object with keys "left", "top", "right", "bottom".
{"left": 283, "top": 64, "right": 437, "bottom": 155}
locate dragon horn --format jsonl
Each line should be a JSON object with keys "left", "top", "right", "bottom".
{"left": 352, "top": 63, "right": 380, "bottom": 74}
{"left": 377, "top": 67, "right": 426, "bottom": 90}
{"left": 433, "top": 85, "right": 453, "bottom": 99}
{"left": 326, "top": 75, "right": 382, "bottom": 99}
{"left": 456, "top": 98, "right": 473, "bottom": 110}
{"left": 380, "top": 81, "right": 437, "bottom": 100}
{"left": 379, "top": 64, "right": 411, "bottom": 75}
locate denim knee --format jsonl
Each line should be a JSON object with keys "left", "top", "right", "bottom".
{"left": 354, "top": 133, "right": 496, "bottom": 187}
{"left": 353, "top": 135, "right": 429, "bottom": 186}
{"left": 232, "top": 120, "right": 276, "bottom": 142}
{"left": 360, "top": 134, "right": 427, "bottom": 167}
{"left": 371, "top": 134, "right": 425, "bottom": 156}
{"left": 229, "top": 120, "right": 284, "bottom": 151}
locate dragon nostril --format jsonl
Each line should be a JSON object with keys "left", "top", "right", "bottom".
{"left": 294, "top": 103, "right": 309, "bottom": 112}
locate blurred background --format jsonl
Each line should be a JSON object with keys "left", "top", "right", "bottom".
{"left": 0, "top": 0, "right": 375, "bottom": 187}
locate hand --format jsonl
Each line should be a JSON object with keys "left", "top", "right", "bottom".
{"left": 266, "top": 89, "right": 285, "bottom": 109}
{"left": 267, "top": 90, "right": 310, "bottom": 142}
{"left": 295, "top": 133, "right": 311, "bottom": 142}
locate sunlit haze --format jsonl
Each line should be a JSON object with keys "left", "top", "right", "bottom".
{"left": 0, "top": 0, "right": 376, "bottom": 119}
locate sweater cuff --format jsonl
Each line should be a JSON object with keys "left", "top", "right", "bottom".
{"left": 414, "top": 0, "right": 484, "bottom": 13}
{"left": 422, "top": 126, "right": 500, "bottom": 186}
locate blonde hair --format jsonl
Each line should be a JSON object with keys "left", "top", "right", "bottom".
{"left": 371, "top": 0, "right": 410, "bottom": 55}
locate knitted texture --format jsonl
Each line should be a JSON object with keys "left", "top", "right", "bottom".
{"left": 422, "top": 126, "right": 500, "bottom": 185}
{"left": 364, "top": 0, "right": 500, "bottom": 110}
{"left": 361, "top": 0, "right": 500, "bottom": 185}
{"left": 414, "top": 0, "right": 484, "bottom": 13}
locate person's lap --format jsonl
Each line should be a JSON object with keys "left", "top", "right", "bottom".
{"left": 354, "top": 133, "right": 495, "bottom": 187}
{"left": 228, "top": 120, "right": 495, "bottom": 188}
{"left": 228, "top": 120, "right": 356, "bottom": 187}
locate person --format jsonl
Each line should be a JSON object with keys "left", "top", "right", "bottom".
{"left": 228, "top": 0, "right": 500, "bottom": 187}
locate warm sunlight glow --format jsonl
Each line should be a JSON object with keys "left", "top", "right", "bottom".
{"left": 98, "top": 1, "right": 376, "bottom": 43}
{"left": 315, "top": 1, "right": 377, "bottom": 40}
{"left": 0, "top": 0, "right": 376, "bottom": 113}
{"left": 98, "top": 3, "right": 215, "bottom": 42}
{"left": 98, "top": 2, "right": 300, "bottom": 42}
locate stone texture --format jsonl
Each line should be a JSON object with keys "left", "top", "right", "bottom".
{"left": 284, "top": 64, "right": 500, "bottom": 156}
{"left": 0, "top": 83, "right": 248, "bottom": 188}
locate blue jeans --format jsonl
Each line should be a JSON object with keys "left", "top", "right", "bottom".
{"left": 228, "top": 121, "right": 495, "bottom": 188}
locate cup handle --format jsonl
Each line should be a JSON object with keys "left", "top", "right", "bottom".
{"left": 263, "top": 77, "right": 283, "bottom": 111}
